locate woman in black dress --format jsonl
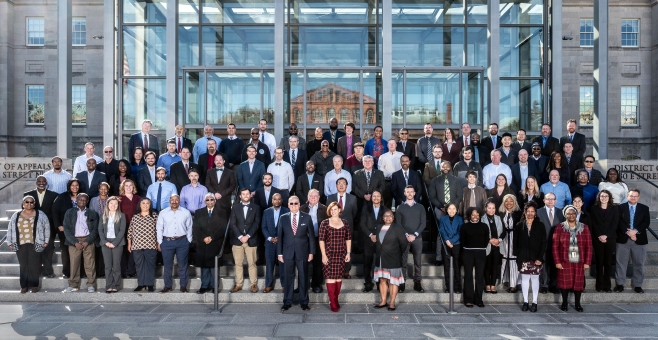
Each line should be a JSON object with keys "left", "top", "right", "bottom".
{"left": 514, "top": 201, "right": 546, "bottom": 312}
{"left": 319, "top": 202, "right": 352, "bottom": 312}
{"left": 482, "top": 201, "right": 503, "bottom": 294}
{"left": 373, "top": 210, "right": 407, "bottom": 311}
{"left": 109, "top": 159, "right": 135, "bottom": 196}
{"left": 545, "top": 151, "right": 569, "bottom": 184}
{"left": 52, "top": 178, "right": 82, "bottom": 278}
{"left": 487, "top": 174, "right": 514, "bottom": 211}
{"left": 461, "top": 207, "right": 490, "bottom": 308}
{"left": 588, "top": 190, "right": 618, "bottom": 292}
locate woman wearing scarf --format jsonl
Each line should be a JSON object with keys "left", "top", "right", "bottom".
{"left": 499, "top": 194, "right": 522, "bottom": 292}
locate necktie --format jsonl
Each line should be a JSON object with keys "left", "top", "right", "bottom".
{"left": 260, "top": 133, "right": 264, "bottom": 143}
{"left": 291, "top": 150, "right": 296, "bottom": 167}
{"left": 366, "top": 171, "right": 371, "bottom": 188}
{"left": 465, "top": 137, "right": 469, "bottom": 146}
{"left": 156, "top": 183, "right": 162, "bottom": 211}
{"left": 177, "top": 138, "right": 182, "bottom": 153}
{"left": 208, "top": 210, "right": 212, "bottom": 218}
{"left": 543, "top": 137, "right": 547, "bottom": 148}
{"left": 492, "top": 136, "right": 496, "bottom": 147}
{"left": 331, "top": 131, "right": 336, "bottom": 145}
{"left": 426, "top": 138, "right": 432, "bottom": 161}
{"left": 402, "top": 142, "right": 406, "bottom": 150}
{"left": 474, "top": 147, "right": 479, "bottom": 163}
{"left": 444, "top": 177, "right": 450, "bottom": 204}
{"left": 630, "top": 206, "right": 635, "bottom": 229}
{"left": 570, "top": 134, "right": 573, "bottom": 142}
{"left": 339, "top": 195, "right": 343, "bottom": 209}
{"left": 470, "top": 188, "right": 476, "bottom": 207}
{"left": 217, "top": 168, "right": 224, "bottom": 172}
{"left": 436, "top": 160, "right": 441, "bottom": 173}
{"left": 143, "top": 134, "right": 149, "bottom": 150}
{"left": 292, "top": 214, "right": 297, "bottom": 235}
{"left": 549, "top": 209, "right": 554, "bottom": 226}
{"left": 404, "top": 171, "right": 408, "bottom": 185}
{"left": 184, "top": 163, "right": 189, "bottom": 174}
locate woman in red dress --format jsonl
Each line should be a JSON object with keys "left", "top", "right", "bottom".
{"left": 319, "top": 202, "right": 352, "bottom": 312}
{"left": 553, "top": 205, "right": 592, "bottom": 312}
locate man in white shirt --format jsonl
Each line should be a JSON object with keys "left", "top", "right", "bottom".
{"left": 192, "top": 125, "right": 222, "bottom": 163}
{"left": 267, "top": 147, "right": 295, "bottom": 204}
{"left": 324, "top": 155, "right": 352, "bottom": 196}
{"left": 258, "top": 119, "right": 277, "bottom": 159}
{"left": 43, "top": 156, "right": 72, "bottom": 194}
{"left": 156, "top": 194, "right": 193, "bottom": 293}
{"left": 378, "top": 139, "right": 403, "bottom": 179}
{"left": 482, "top": 149, "right": 513, "bottom": 190}
{"left": 72, "top": 142, "right": 103, "bottom": 177}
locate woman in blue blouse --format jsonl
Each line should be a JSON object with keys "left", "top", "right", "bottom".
{"left": 439, "top": 203, "right": 463, "bottom": 293}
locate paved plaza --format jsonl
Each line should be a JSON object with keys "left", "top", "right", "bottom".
{"left": 0, "top": 302, "right": 657, "bottom": 339}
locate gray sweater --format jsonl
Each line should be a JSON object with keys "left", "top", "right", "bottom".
{"left": 395, "top": 202, "right": 426, "bottom": 236}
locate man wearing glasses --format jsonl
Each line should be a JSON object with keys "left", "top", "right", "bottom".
{"left": 242, "top": 128, "right": 272, "bottom": 168}
{"left": 396, "top": 128, "right": 416, "bottom": 170}
{"left": 96, "top": 146, "right": 119, "bottom": 182}
{"left": 536, "top": 192, "right": 565, "bottom": 293}
{"left": 575, "top": 155, "right": 603, "bottom": 187}
{"left": 280, "top": 123, "right": 306, "bottom": 151}
{"left": 310, "top": 140, "right": 336, "bottom": 177}
{"left": 530, "top": 142, "right": 549, "bottom": 182}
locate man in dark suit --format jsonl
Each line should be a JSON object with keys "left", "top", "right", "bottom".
{"left": 452, "top": 146, "right": 484, "bottom": 186}
{"left": 75, "top": 159, "right": 108, "bottom": 199}
{"left": 562, "top": 142, "right": 583, "bottom": 184}
{"left": 192, "top": 192, "right": 228, "bottom": 294}
{"left": 24, "top": 175, "right": 58, "bottom": 278}
{"left": 481, "top": 123, "right": 502, "bottom": 153}
{"left": 529, "top": 142, "right": 549, "bottom": 182}
{"left": 576, "top": 155, "right": 604, "bottom": 187}
{"left": 510, "top": 149, "right": 539, "bottom": 194}
{"left": 197, "top": 139, "right": 219, "bottom": 186}
{"left": 532, "top": 124, "right": 561, "bottom": 158}
{"left": 279, "top": 123, "right": 306, "bottom": 151}
{"left": 128, "top": 119, "right": 160, "bottom": 162}
{"left": 300, "top": 189, "right": 327, "bottom": 293}
{"left": 536, "top": 192, "right": 565, "bottom": 293}
{"left": 136, "top": 151, "right": 157, "bottom": 197}
{"left": 277, "top": 195, "right": 316, "bottom": 311}
{"left": 237, "top": 145, "right": 266, "bottom": 197}
{"left": 262, "top": 193, "right": 289, "bottom": 293}
{"left": 422, "top": 145, "right": 444, "bottom": 186}
{"left": 336, "top": 122, "right": 361, "bottom": 161}
{"left": 359, "top": 191, "right": 386, "bottom": 292}
{"left": 428, "top": 161, "right": 466, "bottom": 264}
{"left": 242, "top": 128, "right": 272, "bottom": 168}
{"left": 169, "top": 147, "right": 199, "bottom": 193}
{"left": 326, "top": 178, "right": 358, "bottom": 279}
{"left": 614, "top": 189, "right": 650, "bottom": 294}
{"left": 470, "top": 133, "right": 489, "bottom": 165}
{"left": 396, "top": 128, "right": 416, "bottom": 170}
{"left": 458, "top": 123, "right": 472, "bottom": 148}
{"left": 282, "top": 136, "right": 308, "bottom": 184}
{"left": 497, "top": 133, "right": 518, "bottom": 166}
{"left": 352, "top": 155, "right": 386, "bottom": 210}
{"left": 205, "top": 154, "right": 238, "bottom": 216}
{"left": 229, "top": 188, "right": 262, "bottom": 293}
{"left": 254, "top": 173, "right": 282, "bottom": 212}
{"left": 168, "top": 125, "right": 193, "bottom": 155}
{"left": 322, "top": 117, "right": 346, "bottom": 153}
{"left": 96, "top": 146, "right": 119, "bottom": 181}
{"left": 560, "top": 119, "right": 587, "bottom": 159}
{"left": 512, "top": 129, "right": 533, "bottom": 154}
{"left": 391, "top": 155, "right": 421, "bottom": 207}
{"left": 295, "top": 161, "right": 324, "bottom": 204}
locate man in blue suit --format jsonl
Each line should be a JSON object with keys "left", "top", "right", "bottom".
{"left": 277, "top": 195, "right": 315, "bottom": 311}
{"left": 237, "top": 145, "right": 266, "bottom": 198}
{"left": 261, "top": 193, "right": 289, "bottom": 293}
{"left": 391, "top": 155, "right": 422, "bottom": 207}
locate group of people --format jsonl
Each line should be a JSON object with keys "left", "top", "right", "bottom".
{"left": 6, "top": 118, "right": 650, "bottom": 314}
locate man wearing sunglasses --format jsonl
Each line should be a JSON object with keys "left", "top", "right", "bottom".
{"left": 242, "top": 128, "right": 272, "bottom": 168}
{"left": 396, "top": 128, "right": 416, "bottom": 170}
{"left": 96, "top": 146, "right": 119, "bottom": 182}
{"left": 279, "top": 123, "right": 306, "bottom": 151}
{"left": 575, "top": 155, "right": 603, "bottom": 187}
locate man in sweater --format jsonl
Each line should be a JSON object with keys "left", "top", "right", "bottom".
{"left": 218, "top": 123, "right": 245, "bottom": 170}
{"left": 395, "top": 185, "right": 426, "bottom": 293}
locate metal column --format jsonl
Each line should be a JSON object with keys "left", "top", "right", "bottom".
{"left": 165, "top": 0, "right": 177, "bottom": 139}
{"left": 551, "top": 0, "right": 563, "bottom": 135}
{"left": 57, "top": 0, "right": 72, "bottom": 158}
{"left": 487, "top": 0, "right": 500, "bottom": 131}
{"left": 593, "top": 0, "right": 608, "bottom": 159}
{"left": 274, "top": 0, "right": 285, "bottom": 143}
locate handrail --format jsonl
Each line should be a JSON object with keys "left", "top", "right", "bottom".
{"left": 0, "top": 170, "right": 45, "bottom": 193}
{"left": 0, "top": 235, "right": 6, "bottom": 246}
{"left": 618, "top": 170, "right": 658, "bottom": 241}
{"left": 213, "top": 219, "right": 231, "bottom": 312}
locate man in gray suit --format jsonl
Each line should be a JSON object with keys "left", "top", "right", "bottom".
{"left": 535, "top": 192, "right": 565, "bottom": 293}
{"left": 336, "top": 122, "right": 362, "bottom": 161}
{"left": 326, "top": 178, "right": 358, "bottom": 279}
{"left": 279, "top": 123, "right": 306, "bottom": 151}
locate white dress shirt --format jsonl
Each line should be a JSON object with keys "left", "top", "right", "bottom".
{"left": 324, "top": 169, "right": 352, "bottom": 196}
{"left": 378, "top": 151, "right": 403, "bottom": 178}
{"left": 267, "top": 161, "right": 295, "bottom": 191}
{"left": 43, "top": 169, "right": 73, "bottom": 194}
{"left": 260, "top": 131, "right": 277, "bottom": 159}
{"left": 73, "top": 154, "right": 103, "bottom": 177}
{"left": 482, "top": 162, "right": 513, "bottom": 190}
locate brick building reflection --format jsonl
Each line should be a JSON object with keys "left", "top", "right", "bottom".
{"left": 289, "top": 83, "right": 377, "bottom": 124}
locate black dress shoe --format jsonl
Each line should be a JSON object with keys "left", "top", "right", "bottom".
{"left": 373, "top": 304, "right": 387, "bottom": 309}
{"left": 399, "top": 283, "right": 405, "bottom": 293}
{"left": 465, "top": 303, "right": 473, "bottom": 308}
{"left": 46, "top": 274, "right": 56, "bottom": 278}
{"left": 521, "top": 302, "right": 529, "bottom": 312}
{"left": 530, "top": 303, "right": 538, "bottom": 313}
{"left": 548, "top": 287, "right": 559, "bottom": 294}
{"left": 560, "top": 303, "right": 568, "bottom": 311}
{"left": 435, "top": 260, "right": 443, "bottom": 266}
{"left": 604, "top": 288, "right": 612, "bottom": 293}
{"left": 413, "top": 281, "right": 425, "bottom": 293}
{"left": 575, "top": 305, "right": 584, "bottom": 312}
{"left": 301, "top": 304, "right": 311, "bottom": 311}
{"left": 281, "top": 304, "right": 291, "bottom": 311}
{"left": 180, "top": 287, "right": 188, "bottom": 293}
{"left": 147, "top": 286, "right": 154, "bottom": 292}
{"left": 133, "top": 286, "right": 145, "bottom": 292}
{"left": 613, "top": 285, "right": 624, "bottom": 292}
{"left": 312, "top": 286, "right": 323, "bottom": 293}
{"left": 539, "top": 287, "right": 548, "bottom": 294}
{"left": 455, "top": 288, "right": 462, "bottom": 294}
{"left": 121, "top": 275, "right": 129, "bottom": 279}
{"left": 362, "top": 283, "right": 373, "bottom": 293}
{"left": 635, "top": 287, "right": 644, "bottom": 294}
{"left": 476, "top": 303, "right": 485, "bottom": 308}
{"left": 62, "top": 275, "right": 70, "bottom": 279}
{"left": 160, "top": 287, "right": 173, "bottom": 293}
{"left": 294, "top": 288, "right": 300, "bottom": 293}
{"left": 197, "top": 288, "right": 208, "bottom": 294}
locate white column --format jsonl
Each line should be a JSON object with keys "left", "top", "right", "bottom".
{"left": 593, "top": 0, "right": 608, "bottom": 159}
{"left": 551, "top": 0, "right": 563, "bottom": 135}
{"left": 487, "top": 0, "right": 500, "bottom": 130}
{"left": 165, "top": 0, "right": 177, "bottom": 139}
{"left": 274, "top": 0, "right": 285, "bottom": 143}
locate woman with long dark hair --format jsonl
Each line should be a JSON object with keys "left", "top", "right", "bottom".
{"left": 487, "top": 174, "right": 514, "bottom": 211}
{"left": 439, "top": 203, "right": 463, "bottom": 293}
{"left": 127, "top": 197, "right": 158, "bottom": 292}
{"left": 441, "top": 128, "right": 462, "bottom": 165}
{"left": 514, "top": 201, "right": 546, "bottom": 312}
{"left": 545, "top": 151, "right": 570, "bottom": 184}
{"left": 130, "top": 147, "right": 147, "bottom": 175}
{"left": 109, "top": 159, "right": 135, "bottom": 196}
{"left": 588, "top": 190, "right": 618, "bottom": 292}
{"left": 52, "top": 178, "right": 82, "bottom": 278}
{"left": 482, "top": 201, "right": 503, "bottom": 294}
{"left": 461, "top": 207, "right": 490, "bottom": 308}
{"left": 598, "top": 168, "right": 628, "bottom": 205}
{"left": 372, "top": 210, "right": 407, "bottom": 311}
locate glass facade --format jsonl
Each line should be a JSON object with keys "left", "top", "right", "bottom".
{"left": 117, "top": 0, "right": 552, "bottom": 157}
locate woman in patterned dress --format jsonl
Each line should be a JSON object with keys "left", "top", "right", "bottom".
{"left": 373, "top": 210, "right": 407, "bottom": 311}
{"left": 553, "top": 205, "right": 592, "bottom": 312}
{"left": 319, "top": 202, "right": 352, "bottom": 312}
{"left": 7, "top": 196, "right": 50, "bottom": 293}
{"left": 514, "top": 201, "right": 546, "bottom": 312}
{"left": 127, "top": 197, "right": 158, "bottom": 292}
{"left": 499, "top": 194, "right": 522, "bottom": 292}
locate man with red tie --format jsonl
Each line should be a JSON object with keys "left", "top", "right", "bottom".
{"left": 460, "top": 123, "right": 472, "bottom": 147}
{"left": 169, "top": 147, "right": 199, "bottom": 193}
{"left": 168, "top": 125, "right": 193, "bottom": 155}
{"left": 128, "top": 120, "right": 160, "bottom": 163}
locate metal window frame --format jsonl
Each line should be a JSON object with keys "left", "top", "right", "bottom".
{"left": 620, "top": 19, "right": 639, "bottom": 48}
{"left": 578, "top": 85, "right": 594, "bottom": 126}
{"left": 620, "top": 85, "right": 639, "bottom": 127}
{"left": 71, "top": 17, "right": 87, "bottom": 46}
{"left": 71, "top": 84, "right": 87, "bottom": 126}
{"left": 25, "top": 84, "right": 45, "bottom": 126}
{"left": 26, "top": 17, "right": 45, "bottom": 46}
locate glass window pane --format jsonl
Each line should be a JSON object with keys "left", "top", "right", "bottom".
{"left": 292, "top": 0, "right": 377, "bottom": 24}
{"left": 467, "top": 26, "right": 487, "bottom": 68}
{"left": 580, "top": 19, "right": 593, "bottom": 47}
{"left": 392, "top": 73, "right": 403, "bottom": 125}
{"left": 179, "top": 0, "right": 200, "bottom": 23}
{"left": 499, "top": 79, "right": 543, "bottom": 132}
{"left": 264, "top": 72, "right": 275, "bottom": 123}
{"left": 363, "top": 72, "right": 381, "bottom": 125}
{"left": 123, "top": 0, "right": 166, "bottom": 23}
{"left": 122, "top": 78, "right": 167, "bottom": 130}
{"left": 72, "top": 18, "right": 86, "bottom": 46}
{"left": 291, "top": 26, "right": 376, "bottom": 66}
{"left": 621, "top": 86, "right": 638, "bottom": 125}
{"left": 202, "top": 0, "right": 275, "bottom": 24}
{"left": 405, "top": 73, "right": 460, "bottom": 125}
{"left": 392, "top": 0, "right": 463, "bottom": 24}
{"left": 466, "top": 0, "right": 488, "bottom": 24}
{"left": 202, "top": 26, "right": 274, "bottom": 67}
{"left": 72, "top": 85, "right": 87, "bottom": 124}
{"left": 392, "top": 27, "right": 464, "bottom": 67}
{"left": 123, "top": 26, "right": 167, "bottom": 76}
{"left": 26, "top": 85, "right": 45, "bottom": 124}
{"left": 305, "top": 73, "right": 361, "bottom": 125}
{"left": 500, "top": 0, "right": 543, "bottom": 25}
{"left": 206, "top": 72, "right": 262, "bottom": 125}
{"left": 285, "top": 72, "right": 305, "bottom": 125}
{"left": 500, "top": 26, "right": 543, "bottom": 77}
{"left": 463, "top": 72, "right": 481, "bottom": 125}
{"left": 621, "top": 19, "right": 639, "bottom": 47}
{"left": 27, "top": 18, "right": 45, "bottom": 45}
{"left": 179, "top": 26, "right": 199, "bottom": 74}
{"left": 185, "top": 72, "right": 204, "bottom": 125}
{"left": 579, "top": 86, "right": 593, "bottom": 125}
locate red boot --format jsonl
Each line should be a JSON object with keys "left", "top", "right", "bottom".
{"left": 335, "top": 281, "right": 342, "bottom": 310}
{"left": 326, "top": 283, "right": 338, "bottom": 312}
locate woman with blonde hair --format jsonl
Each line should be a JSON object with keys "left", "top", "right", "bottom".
{"left": 499, "top": 193, "right": 522, "bottom": 292}
{"left": 98, "top": 196, "right": 126, "bottom": 293}
{"left": 519, "top": 176, "right": 544, "bottom": 209}
{"left": 319, "top": 201, "right": 352, "bottom": 312}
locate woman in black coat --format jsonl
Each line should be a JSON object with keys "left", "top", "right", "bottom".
{"left": 373, "top": 211, "right": 407, "bottom": 311}
{"left": 588, "top": 189, "right": 619, "bottom": 292}
{"left": 192, "top": 193, "right": 228, "bottom": 294}
{"left": 109, "top": 159, "right": 135, "bottom": 196}
{"left": 514, "top": 201, "right": 546, "bottom": 312}
{"left": 52, "top": 178, "right": 82, "bottom": 279}
{"left": 461, "top": 207, "right": 490, "bottom": 308}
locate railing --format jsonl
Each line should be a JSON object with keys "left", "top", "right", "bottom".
{"left": 619, "top": 170, "right": 658, "bottom": 241}
{"left": 0, "top": 235, "right": 6, "bottom": 246}
{"left": 417, "top": 170, "right": 455, "bottom": 314}
{"left": 0, "top": 170, "right": 46, "bottom": 193}
{"left": 213, "top": 215, "right": 232, "bottom": 312}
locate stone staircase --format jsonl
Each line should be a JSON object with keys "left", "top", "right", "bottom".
{"left": 1, "top": 211, "right": 658, "bottom": 304}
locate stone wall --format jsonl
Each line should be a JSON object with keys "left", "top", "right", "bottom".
{"left": 598, "top": 159, "right": 658, "bottom": 209}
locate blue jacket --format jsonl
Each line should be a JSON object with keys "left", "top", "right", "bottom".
{"left": 262, "top": 206, "right": 290, "bottom": 245}
{"left": 439, "top": 215, "right": 463, "bottom": 245}
{"left": 237, "top": 159, "right": 266, "bottom": 193}
{"left": 364, "top": 137, "right": 389, "bottom": 163}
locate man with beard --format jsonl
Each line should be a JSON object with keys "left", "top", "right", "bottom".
{"left": 295, "top": 161, "right": 325, "bottom": 204}
{"left": 531, "top": 124, "right": 561, "bottom": 157}
{"left": 280, "top": 123, "right": 306, "bottom": 150}
{"left": 136, "top": 151, "right": 157, "bottom": 196}
{"left": 560, "top": 119, "right": 587, "bottom": 158}
{"left": 168, "top": 125, "right": 193, "bottom": 155}
{"left": 470, "top": 133, "right": 489, "bottom": 165}
{"left": 452, "top": 146, "right": 483, "bottom": 186}
{"left": 75, "top": 158, "right": 108, "bottom": 199}
{"left": 262, "top": 193, "right": 289, "bottom": 293}
{"left": 218, "top": 123, "right": 246, "bottom": 170}
{"left": 96, "top": 146, "right": 119, "bottom": 181}
{"left": 323, "top": 117, "right": 346, "bottom": 153}
{"left": 391, "top": 155, "right": 422, "bottom": 207}
{"left": 169, "top": 147, "right": 199, "bottom": 193}
{"left": 482, "top": 123, "right": 502, "bottom": 153}
{"left": 416, "top": 123, "right": 441, "bottom": 168}
{"left": 43, "top": 156, "right": 73, "bottom": 194}
{"left": 197, "top": 139, "right": 220, "bottom": 185}
{"left": 529, "top": 142, "right": 549, "bottom": 181}
{"left": 193, "top": 125, "right": 222, "bottom": 163}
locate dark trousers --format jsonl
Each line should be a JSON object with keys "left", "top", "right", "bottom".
{"left": 363, "top": 235, "right": 377, "bottom": 284}
{"left": 402, "top": 236, "right": 423, "bottom": 281}
{"left": 95, "top": 246, "right": 105, "bottom": 277}
{"left": 541, "top": 227, "right": 558, "bottom": 288}
{"left": 311, "top": 239, "right": 323, "bottom": 288}
{"left": 41, "top": 233, "right": 56, "bottom": 276}
{"left": 443, "top": 244, "right": 462, "bottom": 290}
{"left": 200, "top": 267, "right": 215, "bottom": 289}
{"left": 133, "top": 249, "right": 157, "bottom": 286}
{"left": 161, "top": 238, "right": 190, "bottom": 289}
{"left": 17, "top": 244, "right": 41, "bottom": 289}
{"left": 57, "top": 231, "right": 70, "bottom": 277}
{"left": 121, "top": 244, "right": 136, "bottom": 276}
{"left": 462, "top": 249, "right": 486, "bottom": 305}
{"left": 593, "top": 240, "right": 615, "bottom": 290}
{"left": 265, "top": 242, "right": 284, "bottom": 288}
{"left": 484, "top": 249, "right": 501, "bottom": 286}
{"left": 282, "top": 255, "right": 309, "bottom": 305}
{"left": 101, "top": 245, "right": 123, "bottom": 289}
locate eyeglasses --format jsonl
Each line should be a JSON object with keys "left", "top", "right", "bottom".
{"left": 24, "top": 201, "right": 35, "bottom": 204}
{"left": 104, "top": 151, "right": 113, "bottom": 153}
{"left": 289, "top": 128, "right": 298, "bottom": 130}
{"left": 321, "top": 145, "right": 329, "bottom": 147}
{"left": 289, "top": 202, "right": 300, "bottom": 205}
{"left": 532, "top": 148, "right": 541, "bottom": 150}
{"left": 584, "top": 160, "right": 594, "bottom": 163}
{"left": 251, "top": 133, "right": 259, "bottom": 135}
{"left": 399, "top": 132, "right": 408, "bottom": 135}
{"left": 205, "top": 199, "right": 215, "bottom": 202}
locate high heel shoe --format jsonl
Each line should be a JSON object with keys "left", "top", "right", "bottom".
{"left": 373, "top": 304, "right": 387, "bottom": 309}
{"left": 560, "top": 303, "right": 568, "bottom": 311}
{"left": 387, "top": 305, "right": 396, "bottom": 311}
{"left": 575, "top": 305, "right": 584, "bottom": 312}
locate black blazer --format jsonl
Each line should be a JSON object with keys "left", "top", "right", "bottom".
{"left": 482, "top": 135, "right": 503, "bottom": 153}
{"left": 52, "top": 193, "right": 76, "bottom": 229}
{"left": 241, "top": 141, "right": 272, "bottom": 168}
{"left": 360, "top": 203, "right": 387, "bottom": 237}
{"left": 374, "top": 223, "right": 408, "bottom": 269}
{"left": 326, "top": 193, "right": 358, "bottom": 231}
{"left": 136, "top": 166, "right": 155, "bottom": 197}
{"left": 563, "top": 153, "right": 583, "bottom": 184}
{"left": 75, "top": 171, "right": 108, "bottom": 199}
{"left": 282, "top": 149, "right": 308, "bottom": 180}
{"left": 532, "top": 136, "right": 561, "bottom": 158}
{"left": 390, "top": 169, "right": 422, "bottom": 206}
{"left": 96, "top": 159, "right": 119, "bottom": 182}
{"left": 429, "top": 175, "right": 466, "bottom": 209}
{"left": 497, "top": 147, "right": 518, "bottom": 167}
{"left": 617, "top": 202, "right": 650, "bottom": 245}
{"left": 128, "top": 133, "right": 160, "bottom": 163}
{"left": 511, "top": 140, "right": 533, "bottom": 154}
{"left": 194, "top": 207, "right": 228, "bottom": 267}
{"left": 295, "top": 173, "right": 324, "bottom": 204}
{"left": 277, "top": 211, "right": 316, "bottom": 259}
{"left": 205, "top": 168, "right": 238, "bottom": 212}
{"left": 167, "top": 135, "right": 193, "bottom": 154}
{"left": 513, "top": 219, "right": 547, "bottom": 267}
{"left": 322, "top": 130, "right": 346, "bottom": 153}
{"left": 588, "top": 205, "right": 619, "bottom": 241}
{"left": 396, "top": 141, "right": 416, "bottom": 169}
{"left": 254, "top": 187, "right": 282, "bottom": 212}
{"left": 24, "top": 189, "right": 58, "bottom": 232}
{"left": 352, "top": 169, "right": 386, "bottom": 201}
{"left": 560, "top": 132, "right": 587, "bottom": 158}
{"left": 169, "top": 161, "right": 199, "bottom": 193}
{"left": 510, "top": 162, "right": 539, "bottom": 194}
{"left": 228, "top": 202, "right": 261, "bottom": 247}
{"left": 197, "top": 152, "right": 217, "bottom": 185}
